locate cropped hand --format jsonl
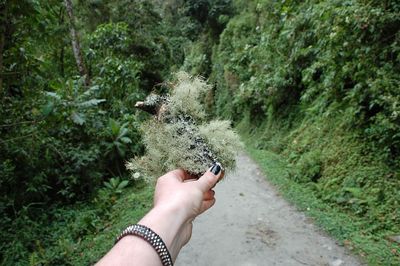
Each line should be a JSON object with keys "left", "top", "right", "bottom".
{"left": 152, "top": 164, "right": 223, "bottom": 248}
{"left": 96, "top": 163, "right": 223, "bottom": 266}
{"left": 155, "top": 163, "right": 223, "bottom": 221}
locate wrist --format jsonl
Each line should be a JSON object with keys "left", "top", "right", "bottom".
{"left": 152, "top": 203, "right": 188, "bottom": 223}
{"left": 138, "top": 205, "right": 188, "bottom": 261}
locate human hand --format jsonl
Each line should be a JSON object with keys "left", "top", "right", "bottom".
{"left": 139, "top": 163, "right": 223, "bottom": 260}
{"left": 154, "top": 163, "right": 223, "bottom": 222}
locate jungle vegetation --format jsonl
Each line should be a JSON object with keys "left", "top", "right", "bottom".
{"left": 0, "top": 0, "right": 399, "bottom": 265}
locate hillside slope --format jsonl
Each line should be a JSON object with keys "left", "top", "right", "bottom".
{"left": 184, "top": 0, "right": 400, "bottom": 264}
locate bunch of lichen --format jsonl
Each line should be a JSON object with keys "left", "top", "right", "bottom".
{"left": 126, "top": 72, "right": 241, "bottom": 179}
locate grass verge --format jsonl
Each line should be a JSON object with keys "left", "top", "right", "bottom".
{"left": 243, "top": 136, "right": 399, "bottom": 266}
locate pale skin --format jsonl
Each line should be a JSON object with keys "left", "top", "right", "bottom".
{"left": 96, "top": 166, "right": 223, "bottom": 266}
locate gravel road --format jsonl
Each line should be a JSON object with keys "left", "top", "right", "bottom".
{"left": 176, "top": 153, "right": 364, "bottom": 266}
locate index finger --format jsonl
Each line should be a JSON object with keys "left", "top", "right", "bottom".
{"left": 167, "top": 169, "right": 196, "bottom": 182}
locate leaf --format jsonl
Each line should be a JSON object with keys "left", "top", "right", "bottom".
{"left": 42, "top": 102, "right": 54, "bottom": 116}
{"left": 103, "top": 181, "right": 113, "bottom": 190}
{"left": 83, "top": 85, "right": 100, "bottom": 96}
{"left": 109, "top": 119, "right": 120, "bottom": 135}
{"left": 78, "top": 99, "right": 106, "bottom": 108}
{"left": 117, "top": 180, "right": 129, "bottom": 190}
{"left": 71, "top": 112, "right": 85, "bottom": 125}
{"left": 120, "top": 137, "right": 132, "bottom": 144}
{"left": 110, "top": 178, "right": 119, "bottom": 188}
{"left": 45, "top": 91, "right": 61, "bottom": 99}
{"left": 118, "top": 128, "right": 128, "bottom": 139}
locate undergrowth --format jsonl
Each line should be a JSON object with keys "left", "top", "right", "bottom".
{"left": 239, "top": 116, "right": 400, "bottom": 265}
{"left": 1, "top": 180, "right": 153, "bottom": 265}
{"left": 202, "top": 1, "right": 400, "bottom": 264}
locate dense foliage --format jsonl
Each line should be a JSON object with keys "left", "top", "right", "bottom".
{"left": 0, "top": 0, "right": 190, "bottom": 264}
{"left": 1, "top": 0, "right": 399, "bottom": 264}
{"left": 205, "top": 0, "right": 400, "bottom": 264}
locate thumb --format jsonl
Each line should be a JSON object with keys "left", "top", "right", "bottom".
{"left": 197, "top": 163, "right": 223, "bottom": 192}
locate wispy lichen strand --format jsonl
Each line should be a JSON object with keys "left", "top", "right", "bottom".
{"left": 126, "top": 72, "right": 241, "bottom": 179}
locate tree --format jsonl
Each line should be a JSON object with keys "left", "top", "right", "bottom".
{"left": 64, "top": 0, "right": 90, "bottom": 85}
{"left": 0, "top": 1, "right": 7, "bottom": 97}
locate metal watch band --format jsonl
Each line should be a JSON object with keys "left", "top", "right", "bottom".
{"left": 115, "top": 224, "right": 173, "bottom": 266}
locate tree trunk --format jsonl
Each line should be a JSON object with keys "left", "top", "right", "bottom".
{"left": 58, "top": 6, "right": 65, "bottom": 77}
{"left": 64, "top": 0, "right": 90, "bottom": 85}
{"left": 60, "top": 46, "right": 65, "bottom": 78}
{"left": 0, "top": 28, "right": 4, "bottom": 96}
{"left": 0, "top": 3, "right": 6, "bottom": 96}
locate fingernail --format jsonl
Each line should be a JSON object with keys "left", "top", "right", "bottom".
{"left": 210, "top": 162, "right": 221, "bottom": 176}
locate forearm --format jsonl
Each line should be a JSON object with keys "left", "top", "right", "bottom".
{"left": 96, "top": 206, "right": 187, "bottom": 266}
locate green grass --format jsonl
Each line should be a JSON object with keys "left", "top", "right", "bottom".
{"left": 243, "top": 136, "right": 400, "bottom": 266}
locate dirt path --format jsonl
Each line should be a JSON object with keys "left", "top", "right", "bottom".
{"left": 176, "top": 153, "right": 363, "bottom": 266}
